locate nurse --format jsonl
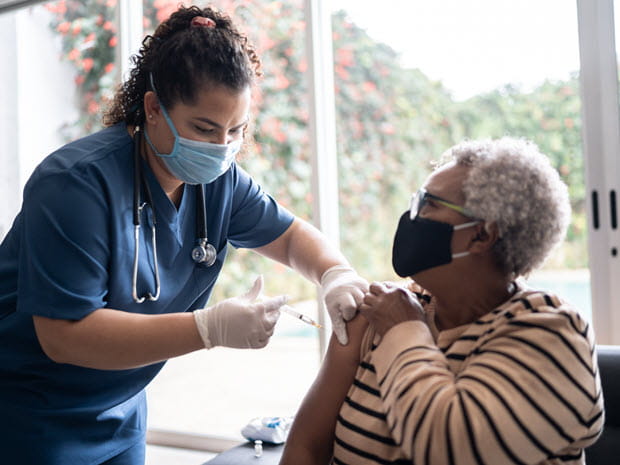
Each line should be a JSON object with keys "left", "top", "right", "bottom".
{"left": 0, "top": 5, "right": 367, "bottom": 465}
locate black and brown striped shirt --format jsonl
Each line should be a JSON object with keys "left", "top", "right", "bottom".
{"left": 333, "top": 286, "right": 604, "bottom": 465}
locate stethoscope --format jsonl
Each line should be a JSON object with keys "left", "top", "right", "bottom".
{"left": 132, "top": 127, "right": 217, "bottom": 303}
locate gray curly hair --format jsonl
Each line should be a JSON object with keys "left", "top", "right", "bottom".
{"left": 441, "top": 137, "right": 571, "bottom": 277}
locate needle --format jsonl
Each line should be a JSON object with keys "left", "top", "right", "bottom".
{"left": 280, "top": 304, "right": 322, "bottom": 329}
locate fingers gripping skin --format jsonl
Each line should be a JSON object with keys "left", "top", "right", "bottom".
{"left": 359, "top": 281, "right": 425, "bottom": 337}
{"left": 320, "top": 265, "right": 369, "bottom": 345}
{"left": 193, "top": 276, "right": 287, "bottom": 349}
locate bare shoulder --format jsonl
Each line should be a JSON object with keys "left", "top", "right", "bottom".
{"left": 323, "top": 313, "right": 369, "bottom": 369}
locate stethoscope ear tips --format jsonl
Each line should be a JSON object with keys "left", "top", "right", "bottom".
{"left": 192, "top": 240, "right": 217, "bottom": 266}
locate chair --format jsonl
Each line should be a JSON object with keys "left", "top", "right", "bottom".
{"left": 585, "top": 345, "right": 620, "bottom": 465}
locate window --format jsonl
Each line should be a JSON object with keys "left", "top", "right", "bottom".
{"left": 1, "top": 0, "right": 617, "bottom": 450}
{"left": 144, "top": 0, "right": 322, "bottom": 440}
{"left": 577, "top": 0, "right": 620, "bottom": 344}
{"left": 331, "top": 0, "right": 591, "bottom": 320}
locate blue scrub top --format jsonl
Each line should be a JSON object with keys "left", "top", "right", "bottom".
{"left": 0, "top": 123, "right": 294, "bottom": 464}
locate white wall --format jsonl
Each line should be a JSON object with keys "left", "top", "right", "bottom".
{"left": 0, "top": 12, "right": 20, "bottom": 239}
{"left": 0, "top": 5, "right": 78, "bottom": 239}
{"left": 17, "top": 6, "right": 79, "bottom": 190}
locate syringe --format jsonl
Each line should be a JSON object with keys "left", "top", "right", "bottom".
{"left": 280, "top": 304, "right": 322, "bottom": 329}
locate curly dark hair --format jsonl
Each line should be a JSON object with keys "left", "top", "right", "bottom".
{"left": 103, "top": 5, "right": 262, "bottom": 127}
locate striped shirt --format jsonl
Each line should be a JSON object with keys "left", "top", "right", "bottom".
{"left": 333, "top": 285, "right": 604, "bottom": 465}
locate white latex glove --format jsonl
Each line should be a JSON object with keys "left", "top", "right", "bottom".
{"left": 193, "top": 276, "right": 286, "bottom": 349}
{"left": 320, "top": 265, "right": 369, "bottom": 345}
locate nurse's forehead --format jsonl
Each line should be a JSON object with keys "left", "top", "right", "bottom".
{"left": 424, "top": 162, "right": 470, "bottom": 201}
{"left": 176, "top": 85, "right": 251, "bottom": 125}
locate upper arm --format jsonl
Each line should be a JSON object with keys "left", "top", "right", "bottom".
{"left": 32, "top": 314, "right": 76, "bottom": 363}
{"left": 19, "top": 172, "right": 110, "bottom": 320}
{"left": 280, "top": 314, "right": 369, "bottom": 465}
{"left": 226, "top": 165, "right": 294, "bottom": 249}
{"left": 254, "top": 218, "right": 349, "bottom": 284}
{"left": 252, "top": 218, "right": 297, "bottom": 266}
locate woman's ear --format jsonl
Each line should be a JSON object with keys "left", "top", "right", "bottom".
{"left": 469, "top": 221, "right": 499, "bottom": 254}
{"left": 143, "top": 91, "right": 161, "bottom": 125}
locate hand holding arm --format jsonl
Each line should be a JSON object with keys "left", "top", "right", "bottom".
{"left": 359, "top": 281, "right": 425, "bottom": 337}
{"left": 320, "top": 265, "right": 369, "bottom": 345}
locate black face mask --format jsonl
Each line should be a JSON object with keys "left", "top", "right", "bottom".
{"left": 391, "top": 212, "right": 478, "bottom": 278}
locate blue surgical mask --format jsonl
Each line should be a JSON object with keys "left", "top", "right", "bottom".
{"left": 144, "top": 100, "right": 242, "bottom": 185}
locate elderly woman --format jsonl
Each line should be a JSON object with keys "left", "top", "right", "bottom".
{"left": 280, "top": 138, "right": 604, "bottom": 465}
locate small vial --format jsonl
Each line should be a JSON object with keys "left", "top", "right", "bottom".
{"left": 254, "top": 439, "right": 263, "bottom": 458}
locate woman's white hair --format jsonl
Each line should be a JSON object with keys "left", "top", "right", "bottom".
{"left": 443, "top": 137, "right": 571, "bottom": 277}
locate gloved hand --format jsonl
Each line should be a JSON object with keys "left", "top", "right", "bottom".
{"left": 193, "top": 276, "right": 286, "bottom": 349}
{"left": 320, "top": 265, "right": 369, "bottom": 345}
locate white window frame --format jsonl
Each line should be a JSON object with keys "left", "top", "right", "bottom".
{"left": 577, "top": 0, "right": 620, "bottom": 344}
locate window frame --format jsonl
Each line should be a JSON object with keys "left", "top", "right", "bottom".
{"left": 576, "top": 0, "right": 620, "bottom": 344}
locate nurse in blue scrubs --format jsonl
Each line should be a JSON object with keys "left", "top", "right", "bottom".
{"left": 0, "top": 5, "right": 368, "bottom": 464}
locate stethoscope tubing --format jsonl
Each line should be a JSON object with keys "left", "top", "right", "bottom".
{"left": 131, "top": 126, "right": 215, "bottom": 304}
{"left": 132, "top": 127, "right": 161, "bottom": 303}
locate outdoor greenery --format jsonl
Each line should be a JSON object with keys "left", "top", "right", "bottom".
{"left": 45, "top": 0, "right": 586, "bottom": 301}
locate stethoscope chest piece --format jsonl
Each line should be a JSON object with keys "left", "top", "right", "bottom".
{"left": 192, "top": 183, "right": 217, "bottom": 266}
{"left": 192, "top": 239, "right": 217, "bottom": 266}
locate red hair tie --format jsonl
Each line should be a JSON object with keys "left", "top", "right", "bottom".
{"left": 191, "top": 16, "right": 216, "bottom": 28}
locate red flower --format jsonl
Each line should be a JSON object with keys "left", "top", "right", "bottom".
{"left": 72, "top": 24, "right": 81, "bottom": 35}
{"left": 87, "top": 100, "right": 100, "bottom": 115}
{"left": 260, "top": 35, "right": 276, "bottom": 51}
{"left": 75, "top": 75, "right": 85, "bottom": 85}
{"left": 275, "top": 74, "right": 290, "bottom": 90}
{"left": 335, "top": 65, "right": 349, "bottom": 80}
{"left": 362, "top": 81, "right": 376, "bottom": 93}
{"left": 82, "top": 57, "right": 94, "bottom": 72}
{"left": 68, "top": 48, "right": 80, "bottom": 61}
{"left": 109, "top": 36, "right": 117, "bottom": 47}
{"left": 105, "top": 63, "right": 115, "bottom": 74}
{"left": 155, "top": 1, "right": 179, "bottom": 23}
{"left": 46, "top": 1, "right": 66, "bottom": 14}
{"left": 336, "top": 48, "right": 354, "bottom": 67}
{"left": 57, "top": 22, "right": 70, "bottom": 34}
{"left": 103, "top": 21, "right": 114, "bottom": 31}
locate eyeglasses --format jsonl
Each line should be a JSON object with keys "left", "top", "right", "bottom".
{"left": 409, "top": 188, "right": 476, "bottom": 220}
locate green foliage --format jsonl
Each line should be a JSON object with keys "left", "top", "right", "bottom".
{"left": 45, "top": 0, "right": 587, "bottom": 300}
{"left": 454, "top": 75, "right": 586, "bottom": 267}
{"left": 45, "top": 0, "right": 118, "bottom": 139}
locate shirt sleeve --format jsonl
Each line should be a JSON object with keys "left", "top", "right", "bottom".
{"left": 226, "top": 164, "right": 295, "bottom": 249}
{"left": 17, "top": 170, "right": 110, "bottom": 320}
{"left": 371, "top": 307, "right": 604, "bottom": 464}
